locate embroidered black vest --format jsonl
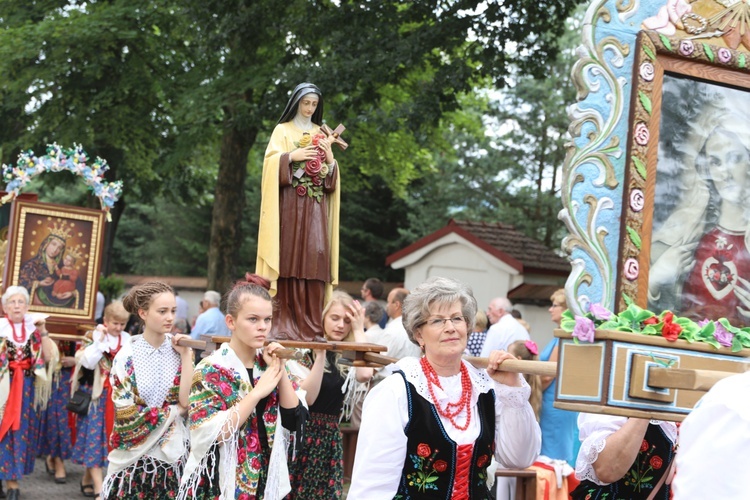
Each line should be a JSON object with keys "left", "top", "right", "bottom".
{"left": 571, "top": 423, "right": 675, "bottom": 500}
{"left": 393, "top": 370, "right": 495, "bottom": 500}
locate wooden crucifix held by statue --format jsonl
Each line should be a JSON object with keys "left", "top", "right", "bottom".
{"left": 320, "top": 123, "right": 348, "bottom": 150}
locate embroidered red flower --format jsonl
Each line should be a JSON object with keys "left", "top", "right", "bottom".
{"left": 251, "top": 457, "right": 261, "bottom": 470}
{"left": 218, "top": 382, "right": 233, "bottom": 396}
{"left": 146, "top": 407, "right": 160, "bottom": 426}
{"left": 238, "top": 494, "right": 252, "bottom": 500}
{"left": 248, "top": 433, "right": 260, "bottom": 452}
{"left": 110, "top": 433, "right": 121, "bottom": 448}
{"left": 661, "top": 312, "right": 682, "bottom": 342}
{"left": 640, "top": 439, "right": 649, "bottom": 452}
{"left": 237, "top": 447, "right": 247, "bottom": 463}
{"left": 434, "top": 460, "right": 448, "bottom": 472}
{"left": 650, "top": 456, "right": 663, "bottom": 470}
{"left": 205, "top": 372, "right": 221, "bottom": 385}
{"left": 476, "top": 455, "right": 489, "bottom": 468}
{"left": 417, "top": 443, "right": 431, "bottom": 458}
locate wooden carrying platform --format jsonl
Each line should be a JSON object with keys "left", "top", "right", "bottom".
{"left": 554, "top": 329, "right": 750, "bottom": 421}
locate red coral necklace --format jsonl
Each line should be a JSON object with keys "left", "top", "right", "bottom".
{"left": 6, "top": 315, "right": 25, "bottom": 343}
{"left": 420, "top": 356, "right": 472, "bottom": 431}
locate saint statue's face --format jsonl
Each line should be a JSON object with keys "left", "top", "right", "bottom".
{"left": 45, "top": 237, "right": 65, "bottom": 259}
{"left": 705, "top": 129, "right": 749, "bottom": 206}
{"left": 297, "top": 93, "right": 319, "bottom": 120}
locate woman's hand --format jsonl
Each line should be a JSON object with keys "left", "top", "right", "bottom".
{"left": 486, "top": 350, "right": 522, "bottom": 387}
{"left": 262, "top": 341, "right": 284, "bottom": 365}
{"left": 319, "top": 136, "right": 335, "bottom": 164}
{"left": 61, "top": 355, "right": 76, "bottom": 368}
{"left": 254, "top": 356, "right": 284, "bottom": 398}
{"left": 346, "top": 300, "right": 365, "bottom": 338}
{"left": 290, "top": 145, "right": 320, "bottom": 163}
{"left": 171, "top": 333, "right": 192, "bottom": 357}
{"left": 33, "top": 317, "right": 47, "bottom": 335}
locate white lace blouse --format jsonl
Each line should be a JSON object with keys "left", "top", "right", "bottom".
{"left": 575, "top": 413, "right": 678, "bottom": 485}
{"left": 130, "top": 335, "right": 182, "bottom": 408}
{"left": 348, "top": 357, "right": 541, "bottom": 498}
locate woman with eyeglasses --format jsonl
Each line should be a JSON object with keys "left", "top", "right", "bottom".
{"left": 348, "top": 276, "right": 540, "bottom": 498}
{"left": 538, "top": 288, "right": 579, "bottom": 466}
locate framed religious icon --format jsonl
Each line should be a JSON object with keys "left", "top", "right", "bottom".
{"left": 615, "top": 31, "right": 750, "bottom": 327}
{"left": 2, "top": 199, "right": 105, "bottom": 323}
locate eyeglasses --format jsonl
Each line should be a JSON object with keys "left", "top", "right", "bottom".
{"left": 425, "top": 316, "right": 467, "bottom": 329}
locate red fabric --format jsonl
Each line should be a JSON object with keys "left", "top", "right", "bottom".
{"left": 103, "top": 379, "right": 115, "bottom": 452}
{"left": 0, "top": 358, "right": 33, "bottom": 440}
{"left": 451, "top": 444, "right": 473, "bottom": 500}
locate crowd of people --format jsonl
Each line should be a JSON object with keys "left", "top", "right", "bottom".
{"left": 0, "top": 275, "right": 744, "bottom": 499}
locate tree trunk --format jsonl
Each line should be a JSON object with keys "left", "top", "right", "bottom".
{"left": 207, "top": 122, "right": 257, "bottom": 294}
{"left": 97, "top": 146, "right": 125, "bottom": 277}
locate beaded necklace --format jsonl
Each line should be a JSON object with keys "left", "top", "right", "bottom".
{"left": 6, "top": 315, "right": 26, "bottom": 344}
{"left": 420, "top": 356, "right": 472, "bottom": 431}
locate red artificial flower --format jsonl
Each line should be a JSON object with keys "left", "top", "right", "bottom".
{"left": 312, "top": 133, "right": 327, "bottom": 146}
{"left": 305, "top": 157, "right": 322, "bottom": 176}
{"left": 311, "top": 175, "right": 322, "bottom": 186}
{"left": 640, "top": 439, "right": 649, "bottom": 452}
{"left": 476, "top": 455, "right": 489, "bottom": 468}
{"left": 295, "top": 185, "right": 307, "bottom": 197}
{"left": 417, "top": 443, "right": 431, "bottom": 458}
{"left": 643, "top": 317, "right": 658, "bottom": 325}
{"left": 661, "top": 312, "right": 682, "bottom": 342}
{"left": 434, "top": 460, "right": 448, "bottom": 472}
{"left": 650, "top": 456, "right": 663, "bottom": 470}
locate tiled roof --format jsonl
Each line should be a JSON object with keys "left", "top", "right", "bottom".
{"left": 450, "top": 220, "right": 570, "bottom": 273}
{"left": 386, "top": 219, "right": 570, "bottom": 274}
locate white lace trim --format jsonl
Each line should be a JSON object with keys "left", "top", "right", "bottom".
{"left": 575, "top": 418, "right": 678, "bottom": 486}
{"left": 395, "top": 357, "right": 530, "bottom": 409}
{"left": 341, "top": 368, "right": 370, "bottom": 423}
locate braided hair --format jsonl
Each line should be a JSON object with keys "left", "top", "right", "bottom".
{"left": 122, "top": 281, "right": 175, "bottom": 316}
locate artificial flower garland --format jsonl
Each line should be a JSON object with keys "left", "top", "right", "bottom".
{"left": 1, "top": 143, "right": 122, "bottom": 220}
{"left": 561, "top": 301, "right": 750, "bottom": 352}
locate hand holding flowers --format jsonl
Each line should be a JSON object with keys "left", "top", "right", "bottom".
{"left": 291, "top": 132, "right": 335, "bottom": 202}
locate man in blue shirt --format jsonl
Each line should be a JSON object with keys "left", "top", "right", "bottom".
{"left": 191, "top": 290, "right": 231, "bottom": 343}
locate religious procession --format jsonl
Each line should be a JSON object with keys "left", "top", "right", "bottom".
{"left": 0, "top": 0, "right": 748, "bottom": 499}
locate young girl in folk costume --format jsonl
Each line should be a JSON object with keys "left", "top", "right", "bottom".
{"left": 101, "top": 282, "right": 193, "bottom": 500}
{"left": 0, "top": 286, "right": 55, "bottom": 500}
{"left": 286, "top": 291, "right": 374, "bottom": 499}
{"left": 508, "top": 340, "right": 542, "bottom": 421}
{"left": 71, "top": 301, "right": 131, "bottom": 499}
{"left": 179, "top": 274, "right": 306, "bottom": 500}
{"left": 37, "top": 337, "right": 77, "bottom": 484}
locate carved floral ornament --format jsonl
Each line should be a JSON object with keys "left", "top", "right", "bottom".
{"left": 560, "top": 0, "right": 750, "bottom": 320}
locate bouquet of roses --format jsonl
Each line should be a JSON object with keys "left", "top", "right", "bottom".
{"left": 291, "top": 132, "right": 333, "bottom": 203}
{"left": 560, "top": 300, "right": 750, "bottom": 352}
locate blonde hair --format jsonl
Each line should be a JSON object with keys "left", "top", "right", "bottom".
{"left": 322, "top": 290, "right": 354, "bottom": 375}
{"left": 508, "top": 340, "right": 542, "bottom": 421}
{"left": 103, "top": 301, "right": 129, "bottom": 323}
{"left": 550, "top": 288, "right": 567, "bottom": 309}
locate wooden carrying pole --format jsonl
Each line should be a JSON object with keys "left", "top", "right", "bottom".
{"left": 363, "top": 352, "right": 557, "bottom": 377}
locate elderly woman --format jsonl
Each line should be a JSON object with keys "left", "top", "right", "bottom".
{"left": 349, "top": 277, "right": 541, "bottom": 498}
{"left": 0, "top": 286, "right": 54, "bottom": 500}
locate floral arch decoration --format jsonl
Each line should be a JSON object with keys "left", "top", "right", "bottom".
{"left": 0, "top": 143, "right": 122, "bottom": 221}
